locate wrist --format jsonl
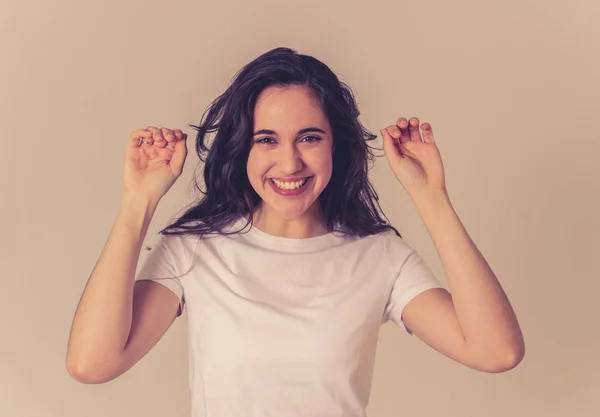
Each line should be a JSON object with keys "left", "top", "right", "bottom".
{"left": 121, "top": 190, "right": 160, "bottom": 209}
{"left": 118, "top": 193, "right": 159, "bottom": 230}
{"left": 410, "top": 187, "right": 450, "bottom": 208}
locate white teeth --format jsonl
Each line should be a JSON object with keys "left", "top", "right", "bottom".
{"left": 272, "top": 178, "right": 308, "bottom": 190}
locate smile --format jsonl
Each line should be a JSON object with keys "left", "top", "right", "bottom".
{"left": 268, "top": 177, "right": 312, "bottom": 196}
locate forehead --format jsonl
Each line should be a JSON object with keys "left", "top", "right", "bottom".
{"left": 253, "top": 85, "right": 330, "bottom": 131}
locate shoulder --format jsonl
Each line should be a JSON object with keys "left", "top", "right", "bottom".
{"left": 153, "top": 231, "right": 199, "bottom": 249}
{"left": 367, "top": 230, "right": 421, "bottom": 277}
{"left": 333, "top": 229, "right": 415, "bottom": 269}
{"left": 146, "top": 232, "right": 203, "bottom": 267}
{"left": 373, "top": 229, "right": 414, "bottom": 258}
{"left": 153, "top": 219, "right": 218, "bottom": 250}
{"left": 332, "top": 228, "right": 414, "bottom": 253}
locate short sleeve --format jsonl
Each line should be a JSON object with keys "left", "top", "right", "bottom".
{"left": 135, "top": 234, "right": 192, "bottom": 317}
{"left": 382, "top": 234, "right": 445, "bottom": 334}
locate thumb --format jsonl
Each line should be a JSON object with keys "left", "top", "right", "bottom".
{"left": 381, "top": 129, "right": 402, "bottom": 164}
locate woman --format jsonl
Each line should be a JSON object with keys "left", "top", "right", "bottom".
{"left": 66, "top": 47, "right": 524, "bottom": 416}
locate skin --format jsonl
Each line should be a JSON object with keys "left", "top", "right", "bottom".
{"left": 247, "top": 85, "right": 334, "bottom": 239}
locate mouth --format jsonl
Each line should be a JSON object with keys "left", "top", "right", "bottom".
{"left": 268, "top": 176, "right": 312, "bottom": 196}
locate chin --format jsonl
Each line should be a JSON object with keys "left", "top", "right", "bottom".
{"left": 268, "top": 200, "right": 315, "bottom": 220}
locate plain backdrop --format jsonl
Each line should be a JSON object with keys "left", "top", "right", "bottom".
{"left": 2, "top": 0, "right": 599, "bottom": 416}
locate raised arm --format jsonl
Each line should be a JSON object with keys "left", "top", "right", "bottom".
{"left": 381, "top": 118, "right": 524, "bottom": 372}
{"left": 66, "top": 127, "right": 188, "bottom": 383}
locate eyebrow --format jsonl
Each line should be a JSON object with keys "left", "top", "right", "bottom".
{"left": 252, "top": 127, "right": 327, "bottom": 136}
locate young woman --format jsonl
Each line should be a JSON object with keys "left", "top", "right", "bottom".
{"left": 67, "top": 47, "right": 524, "bottom": 416}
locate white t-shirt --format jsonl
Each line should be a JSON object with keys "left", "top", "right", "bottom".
{"left": 135, "top": 217, "right": 444, "bottom": 417}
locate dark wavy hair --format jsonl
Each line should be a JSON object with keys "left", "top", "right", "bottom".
{"left": 160, "top": 47, "right": 399, "bottom": 239}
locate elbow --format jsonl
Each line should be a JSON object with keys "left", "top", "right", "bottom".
{"left": 66, "top": 356, "right": 120, "bottom": 384}
{"left": 480, "top": 343, "right": 526, "bottom": 373}
{"left": 490, "top": 349, "right": 524, "bottom": 373}
{"left": 504, "top": 336, "right": 526, "bottom": 369}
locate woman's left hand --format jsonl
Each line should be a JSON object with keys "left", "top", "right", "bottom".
{"left": 381, "top": 117, "right": 446, "bottom": 196}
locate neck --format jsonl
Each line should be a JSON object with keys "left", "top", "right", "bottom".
{"left": 251, "top": 203, "right": 329, "bottom": 238}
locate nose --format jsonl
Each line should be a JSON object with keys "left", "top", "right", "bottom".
{"left": 278, "top": 143, "right": 304, "bottom": 174}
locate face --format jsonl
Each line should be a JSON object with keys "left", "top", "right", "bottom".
{"left": 247, "top": 85, "right": 334, "bottom": 222}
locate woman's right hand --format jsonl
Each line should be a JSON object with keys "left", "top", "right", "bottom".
{"left": 122, "top": 126, "right": 188, "bottom": 204}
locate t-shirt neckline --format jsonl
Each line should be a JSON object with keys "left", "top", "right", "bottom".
{"left": 230, "top": 217, "right": 346, "bottom": 251}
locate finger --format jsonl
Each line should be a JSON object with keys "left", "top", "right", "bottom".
{"left": 421, "top": 122, "right": 435, "bottom": 144}
{"left": 408, "top": 117, "right": 422, "bottom": 141}
{"left": 165, "top": 130, "right": 182, "bottom": 151}
{"left": 160, "top": 127, "right": 175, "bottom": 142}
{"left": 173, "top": 129, "right": 184, "bottom": 140}
{"left": 146, "top": 126, "right": 164, "bottom": 144}
{"left": 139, "top": 134, "right": 155, "bottom": 147}
{"left": 160, "top": 127, "right": 177, "bottom": 150}
{"left": 154, "top": 127, "right": 175, "bottom": 148}
{"left": 129, "top": 129, "right": 153, "bottom": 148}
{"left": 146, "top": 126, "right": 160, "bottom": 135}
{"left": 381, "top": 129, "right": 402, "bottom": 163}
{"left": 170, "top": 133, "right": 188, "bottom": 175}
{"left": 384, "top": 124, "right": 402, "bottom": 143}
{"left": 396, "top": 117, "right": 411, "bottom": 143}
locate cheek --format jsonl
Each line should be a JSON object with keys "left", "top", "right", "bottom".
{"left": 312, "top": 152, "right": 333, "bottom": 179}
{"left": 246, "top": 151, "right": 268, "bottom": 186}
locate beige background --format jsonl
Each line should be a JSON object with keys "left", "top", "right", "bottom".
{"left": 2, "top": 0, "right": 599, "bottom": 416}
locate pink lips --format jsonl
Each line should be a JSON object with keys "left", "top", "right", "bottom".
{"left": 268, "top": 177, "right": 312, "bottom": 196}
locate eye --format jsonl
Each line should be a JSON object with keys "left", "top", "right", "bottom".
{"left": 300, "top": 135, "right": 321, "bottom": 143}
{"left": 255, "top": 137, "right": 276, "bottom": 144}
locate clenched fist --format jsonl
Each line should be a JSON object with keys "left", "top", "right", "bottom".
{"left": 122, "top": 126, "right": 188, "bottom": 204}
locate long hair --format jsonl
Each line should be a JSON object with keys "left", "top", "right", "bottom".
{"left": 160, "top": 47, "right": 400, "bottom": 239}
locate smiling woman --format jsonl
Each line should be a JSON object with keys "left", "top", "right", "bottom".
{"left": 247, "top": 85, "right": 335, "bottom": 227}
{"left": 66, "top": 46, "right": 524, "bottom": 417}
{"left": 157, "top": 47, "right": 396, "bottom": 240}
